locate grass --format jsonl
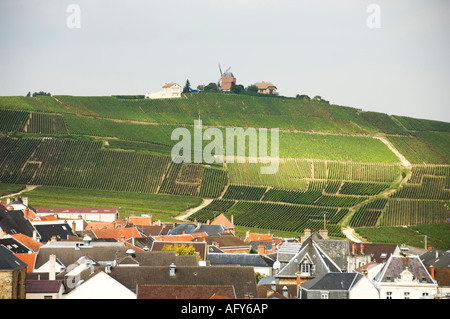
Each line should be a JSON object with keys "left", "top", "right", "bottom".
{"left": 355, "top": 224, "right": 450, "bottom": 250}
{"left": 22, "top": 185, "right": 202, "bottom": 221}
{"left": 0, "top": 183, "right": 26, "bottom": 197}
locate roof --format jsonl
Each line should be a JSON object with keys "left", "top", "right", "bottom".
{"left": 162, "top": 83, "right": 180, "bottom": 88}
{"left": 0, "top": 210, "right": 36, "bottom": 238}
{"left": 254, "top": 81, "right": 277, "bottom": 89}
{"left": 14, "top": 253, "right": 37, "bottom": 273}
{"left": 276, "top": 238, "right": 342, "bottom": 278}
{"left": 109, "top": 265, "right": 258, "bottom": 299}
{"left": 128, "top": 215, "right": 152, "bottom": 227}
{"left": 0, "top": 245, "right": 28, "bottom": 270}
{"left": 244, "top": 232, "right": 273, "bottom": 243}
{"left": 360, "top": 243, "right": 398, "bottom": 262}
{"left": 0, "top": 237, "right": 31, "bottom": 253}
{"left": 194, "top": 234, "right": 249, "bottom": 248}
{"left": 168, "top": 223, "right": 226, "bottom": 236}
{"left": 373, "top": 255, "right": 435, "bottom": 284}
{"left": 208, "top": 253, "right": 273, "bottom": 268}
{"left": 426, "top": 266, "right": 450, "bottom": 287}
{"left": 33, "top": 223, "right": 76, "bottom": 242}
{"left": 35, "top": 247, "right": 199, "bottom": 270}
{"left": 137, "top": 284, "right": 235, "bottom": 299}
{"left": 420, "top": 248, "right": 450, "bottom": 268}
{"left": 25, "top": 280, "right": 63, "bottom": 293}
{"left": 91, "top": 226, "right": 142, "bottom": 241}
{"left": 34, "top": 207, "right": 118, "bottom": 216}
{"left": 300, "top": 272, "right": 364, "bottom": 291}
{"left": 210, "top": 213, "right": 234, "bottom": 228}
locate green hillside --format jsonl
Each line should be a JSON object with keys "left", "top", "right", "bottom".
{"left": 0, "top": 93, "right": 449, "bottom": 248}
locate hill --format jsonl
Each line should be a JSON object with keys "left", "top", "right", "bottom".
{"left": 0, "top": 93, "right": 449, "bottom": 248}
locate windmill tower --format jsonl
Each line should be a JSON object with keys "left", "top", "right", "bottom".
{"left": 218, "top": 64, "right": 236, "bottom": 91}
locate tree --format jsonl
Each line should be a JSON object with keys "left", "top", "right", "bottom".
{"left": 246, "top": 85, "right": 258, "bottom": 93}
{"left": 26, "top": 92, "right": 31, "bottom": 97}
{"left": 231, "top": 84, "right": 244, "bottom": 94}
{"left": 183, "top": 79, "right": 191, "bottom": 93}
{"left": 203, "top": 82, "right": 218, "bottom": 92}
{"left": 161, "top": 243, "right": 198, "bottom": 257}
{"left": 296, "top": 94, "right": 310, "bottom": 100}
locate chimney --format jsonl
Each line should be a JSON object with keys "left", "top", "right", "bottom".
{"left": 7, "top": 206, "right": 13, "bottom": 211}
{"left": 296, "top": 272, "right": 301, "bottom": 286}
{"left": 23, "top": 197, "right": 28, "bottom": 207}
{"left": 51, "top": 235, "right": 57, "bottom": 242}
{"left": 304, "top": 228, "right": 311, "bottom": 239}
{"left": 430, "top": 265, "right": 435, "bottom": 280}
{"left": 282, "top": 286, "right": 289, "bottom": 298}
{"left": 319, "top": 228, "right": 328, "bottom": 239}
{"left": 360, "top": 243, "right": 365, "bottom": 255}
{"left": 72, "top": 220, "right": 76, "bottom": 233}
{"left": 169, "top": 263, "right": 176, "bottom": 276}
{"left": 257, "top": 244, "right": 266, "bottom": 255}
{"left": 352, "top": 242, "right": 357, "bottom": 255}
{"left": 6, "top": 197, "right": 10, "bottom": 205}
{"left": 24, "top": 207, "right": 29, "bottom": 220}
{"left": 49, "top": 254, "right": 56, "bottom": 280}
{"left": 246, "top": 230, "right": 250, "bottom": 240}
{"left": 32, "top": 230, "right": 37, "bottom": 242}
{"left": 231, "top": 215, "right": 234, "bottom": 226}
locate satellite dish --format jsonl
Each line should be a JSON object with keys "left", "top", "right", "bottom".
{"left": 273, "top": 259, "right": 280, "bottom": 270}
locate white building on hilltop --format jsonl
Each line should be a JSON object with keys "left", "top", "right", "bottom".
{"left": 145, "top": 83, "right": 181, "bottom": 99}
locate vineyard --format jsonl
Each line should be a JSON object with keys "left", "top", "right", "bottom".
{"left": 0, "top": 93, "right": 449, "bottom": 246}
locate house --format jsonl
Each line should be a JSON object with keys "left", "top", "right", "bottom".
{"left": 33, "top": 223, "right": 77, "bottom": 243}
{"left": 257, "top": 283, "right": 298, "bottom": 299}
{"left": 274, "top": 231, "right": 344, "bottom": 285}
{"left": 372, "top": 254, "right": 438, "bottom": 299}
{"left": 254, "top": 81, "right": 277, "bottom": 95}
{"left": 145, "top": 83, "right": 182, "bottom": 99}
{"left": 25, "top": 280, "right": 64, "bottom": 299}
{"left": 34, "top": 206, "right": 118, "bottom": 222}
{"left": 194, "top": 234, "right": 251, "bottom": 254}
{"left": 0, "top": 210, "right": 37, "bottom": 239}
{"left": 298, "top": 272, "right": 379, "bottom": 299}
{"left": 0, "top": 245, "right": 27, "bottom": 299}
{"left": 210, "top": 213, "right": 235, "bottom": 235}
{"left": 207, "top": 253, "right": 274, "bottom": 277}
{"left": 109, "top": 264, "right": 258, "bottom": 298}
{"left": 137, "top": 284, "right": 236, "bottom": 299}
{"left": 168, "top": 222, "right": 227, "bottom": 236}
{"left": 421, "top": 247, "right": 450, "bottom": 298}
{"left": 64, "top": 269, "right": 135, "bottom": 299}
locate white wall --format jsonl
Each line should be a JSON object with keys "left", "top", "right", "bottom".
{"left": 64, "top": 271, "right": 135, "bottom": 299}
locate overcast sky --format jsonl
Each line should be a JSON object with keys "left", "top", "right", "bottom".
{"left": 1, "top": 0, "right": 449, "bottom": 122}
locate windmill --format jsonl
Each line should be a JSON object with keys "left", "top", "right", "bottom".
{"left": 217, "top": 63, "right": 235, "bottom": 91}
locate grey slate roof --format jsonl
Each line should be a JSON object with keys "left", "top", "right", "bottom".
{"left": 168, "top": 223, "right": 226, "bottom": 236}
{"left": 207, "top": 253, "right": 274, "bottom": 268}
{"left": 301, "top": 272, "right": 364, "bottom": 291}
{"left": 0, "top": 210, "right": 36, "bottom": 238}
{"left": 109, "top": 265, "right": 258, "bottom": 299}
{"left": 276, "top": 237, "right": 342, "bottom": 279}
{"left": 373, "top": 255, "right": 435, "bottom": 284}
{"left": 0, "top": 237, "right": 31, "bottom": 253}
{"left": 420, "top": 248, "right": 450, "bottom": 268}
{"left": 33, "top": 223, "right": 76, "bottom": 242}
{"left": 0, "top": 245, "right": 27, "bottom": 270}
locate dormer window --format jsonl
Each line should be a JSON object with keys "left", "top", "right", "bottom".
{"left": 301, "top": 263, "right": 310, "bottom": 274}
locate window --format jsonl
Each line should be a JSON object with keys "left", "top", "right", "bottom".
{"left": 301, "top": 263, "right": 310, "bottom": 273}
{"left": 404, "top": 292, "right": 410, "bottom": 299}
{"left": 321, "top": 292, "right": 329, "bottom": 299}
{"left": 386, "top": 292, "right": 392, "bottom": 299}
{"left": 44, "top": 296, "right": 53, "bottom": 299}
{"left": 422, "top": 292, "right": 429, "bottom": 297}
{"left": 386, "top": 276, "right": 391, "bottom": 282}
